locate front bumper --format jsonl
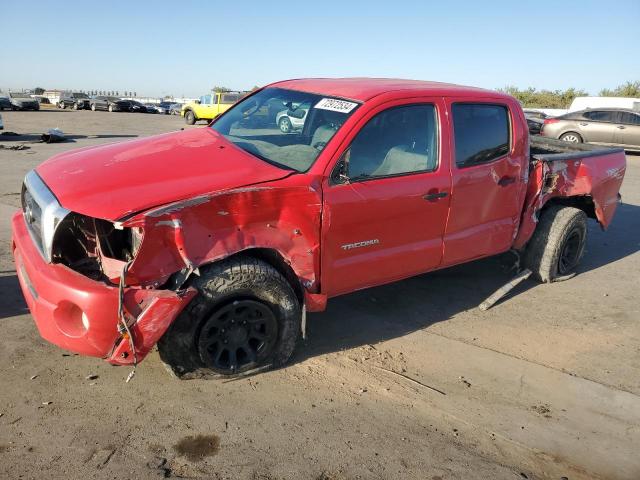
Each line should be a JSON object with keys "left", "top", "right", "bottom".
{"left": 12, "top": 211, "right": 196, "bottom": 365}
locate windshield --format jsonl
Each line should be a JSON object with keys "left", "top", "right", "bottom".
{"left": 211, "top": 87, "right": 359, "bottom": 172}
{"left": 10, "top": 92, "right": 32, "bottom": 99}
{"left": 73, "top": 93, "right": 89, "bottom": 99}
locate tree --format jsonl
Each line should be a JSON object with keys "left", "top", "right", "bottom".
{"left": 498, "top": 86, "right": 588, "bottom": 108}
{"left": 599, "top": 81, "right": 640, "bottom": 97}
{"left": 213, "top": 86, "right": 231, "bottom": 93}
{"left": 33, "top": 87, "right": 45, "bottom": 95}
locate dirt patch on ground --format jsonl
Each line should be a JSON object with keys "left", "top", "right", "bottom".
{"left": 173, "top": 434, "right": 220, "bottom": 462}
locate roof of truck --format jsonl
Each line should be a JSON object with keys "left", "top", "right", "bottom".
{"left": 269, "top": 78, "right": 504, "bottom": 102}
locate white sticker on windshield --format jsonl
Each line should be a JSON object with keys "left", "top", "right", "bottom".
{"left": 314, "top": 98, "right": 358, "bottom": 113}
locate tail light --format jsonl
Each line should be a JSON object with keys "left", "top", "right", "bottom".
{"left": 540, "top": 118, "right": 559, "bottom": 136}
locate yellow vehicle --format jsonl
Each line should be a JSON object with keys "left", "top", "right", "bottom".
{"left": 181, "top": 92, "right": 243, "bottom": 125}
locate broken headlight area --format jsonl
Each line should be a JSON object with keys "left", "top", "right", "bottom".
{"left": 51, "top": 213, "right": 143, "bottom": 282}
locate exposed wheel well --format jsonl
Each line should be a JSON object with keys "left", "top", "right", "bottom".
{"left": 541, "top": 195, "right": 597, "bottom": 221}
{"left": 166, "top": 248, "right": 305, "bottom": 306}
{"left": 240, "top": 248, "right": 304, "bottom": 305}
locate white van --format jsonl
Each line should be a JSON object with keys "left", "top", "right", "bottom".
{"left": 569, "top": 96, "right": 640, "bottom": 112}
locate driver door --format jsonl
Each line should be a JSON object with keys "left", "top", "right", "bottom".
{"left": 321, "top": 99, "right": 451, "bottom": 296}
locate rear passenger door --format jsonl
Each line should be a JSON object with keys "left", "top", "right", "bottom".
{"left": 442, "top": 100, "right": 526, "bottom": 266}
{"left": 614, "top": 111, "right": 640, "bottom": 148}
{"left": 322, "top": 99, "right": 451, "bottom": 296}
{"left": 579, "top": 110, "right": 618, "bottom": 144}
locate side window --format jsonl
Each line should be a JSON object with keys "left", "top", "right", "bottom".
{"left": 344, "top": 104, "right": 438, "bottom": 180}
{"left": 200, "top": 95, "right": 212, "bottom": 104}
{"left": 221, "top": 94, "right": 240, "bottom": 104}
{"left": 583, "top": 110, "right": 615, "bottom": 122}
{"left": 618, "top": 112, "right": 640, "bottom": 125}
{"left": 452, "top": 104, "right": 510, "bottom": 168}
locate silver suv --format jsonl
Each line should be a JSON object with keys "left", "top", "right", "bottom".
{"left": 541, "top": 109, "right": 640, "bottom": 150}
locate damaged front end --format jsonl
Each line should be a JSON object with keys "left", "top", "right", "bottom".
{"left": 51, "top": 212, "right": 143, "bottom": 282}
{"left": 13, "top": 170, "right": 196, "bottom": 366}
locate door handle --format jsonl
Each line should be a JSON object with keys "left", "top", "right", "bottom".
{"left": 423, "top": 191, "right": 448, "bottom": 201}
{"left": 498, "top": 176, "right": 516, "bottom": 187}
{"left": 579, "top": 122, "right": 588, "bottom": 126}
{"left": 617, "top": 125, "right": 626, "bottom": 129}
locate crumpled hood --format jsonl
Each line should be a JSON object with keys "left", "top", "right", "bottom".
{"left": 36, "top": 128, "right": 291, "bottom": 221}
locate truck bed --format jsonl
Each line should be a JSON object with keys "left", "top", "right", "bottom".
{"left": 529, "top": 136, "right": 625, "bottom": 162}
{"left": 513, "top": 135, "right": 627, "bottom": 249}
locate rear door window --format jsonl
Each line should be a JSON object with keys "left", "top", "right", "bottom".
{"left": 452, "top": 104, "right": 510, "bottom": 168}
{"left": 221, "top": 94, "right": 240, "bottom": 104}
{"left": 618, "top": 112, "right": 640, "bottom": 125}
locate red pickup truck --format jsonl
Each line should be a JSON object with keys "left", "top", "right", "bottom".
{"left": 12, "top": 79, "right": 626, "bottom": 378}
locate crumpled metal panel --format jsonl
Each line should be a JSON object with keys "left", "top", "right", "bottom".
{"left": 513, "top": 150, "right": 626, "bottom": 249}
{"left": 122, "top": 174, "right": 324, "bottom": 297}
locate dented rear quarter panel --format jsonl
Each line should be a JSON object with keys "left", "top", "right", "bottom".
{"left": 514, "top": 148, "right": 626, "bottom": 249}
{"left": 122, "top": 174, "right": 324, "bottom": 293}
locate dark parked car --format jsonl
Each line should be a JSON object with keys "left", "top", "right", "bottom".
{"left": 59, "top": 92, "right": 91, "bottom": 110}
{"left": 0, "top": 96, "right": 11, "bottom": 110}
{"left": 7, "top": 92, "right": 40, "bottom": 111}
{"left": 541, "top": 108, "right": 640, "bottom": 150}
{"left": 129, "top": 100, "right": 148, "bottom": 113}
{"left": 90, "top": 96, "right": 132, "bottom": 112}
{"left": 144, "top": 103, "right": 159, "bottom": 113}
{"left": 526, "top": 117, "right": 544, "bottom": 135}
{"left": 523, "top": 109, "right": 549, "bottom": 120}
{"left": 169, "top": 103, "right": 183, "bottom": 115}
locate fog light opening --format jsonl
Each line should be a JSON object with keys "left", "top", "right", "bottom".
{"left": 53, "top": 301, "right": 89, "bottom": 338}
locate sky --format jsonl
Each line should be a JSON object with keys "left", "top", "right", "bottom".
{"left": 1, "top": 0, "right": 638, "bottom": 98}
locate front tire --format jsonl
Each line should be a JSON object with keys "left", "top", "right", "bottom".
{"left": 91, "top": 103, "right": 96, "bottom": 111}
{"left": 524, "top": 205, "right": 587, "bottom": 282}
{"left": 108, "top": 104, "right": 114, "bottom": 112}
{"left": 278, "top": 117, "right": 292, "bottom": 133}
{"left": 59, "top": 102, "right": 66, "bottom": 109}
{"left": 158, "top": 256, "right": 301, "bottom": 378}
{"left": 184, "top": 110, "right": 196, "bottom": 125}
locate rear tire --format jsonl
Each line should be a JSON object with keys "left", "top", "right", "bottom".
{"left": 523, "top": 205, "right": 587, "bottom": 283}
{"left": 184, "top": 110, "right": 196, "bottom": 125}
{"left": 158, "top": 256, "right": 301, "bottom": 378}
{"left": 91, "top": 103, "right": 96, "bottom": 111}
{"left": 108, "top": 104, "right": 114, "bottom": 112}
{"left": 59, "top": 102, "right": 66, "bottom": 109}
{"left": 560, "top": 132, "right": 582, "bottom": 143}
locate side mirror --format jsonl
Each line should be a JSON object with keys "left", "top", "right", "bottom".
{"left": 331, "top": 150, "right": 351, "bottom": 185}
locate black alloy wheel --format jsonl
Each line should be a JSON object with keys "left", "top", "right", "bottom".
{"left": 197, "top": 299, "right": 278, "bottom": 374}
{"left": 558, "top": 229, "right": 582, "bottom": 275}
